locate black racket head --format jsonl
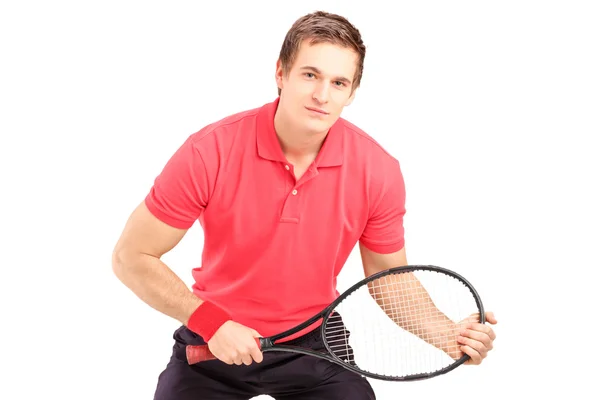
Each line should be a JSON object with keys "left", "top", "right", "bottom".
{"left": 320, "top": 265, "right": 485, "bottom": 381}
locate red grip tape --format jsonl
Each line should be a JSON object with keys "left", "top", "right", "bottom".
{"left": 186, "top": 338, "right": 263, "bottom": 364}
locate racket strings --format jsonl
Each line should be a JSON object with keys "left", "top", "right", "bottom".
{"left": 367, "top": 280, "right": 462, "bottom": 350}
{"left": 323, "top": 270, "right": 479, "bottom": 378}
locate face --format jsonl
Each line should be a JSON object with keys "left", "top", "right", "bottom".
{"left": 276, "top": 39, "right": 358, "bottom": 136}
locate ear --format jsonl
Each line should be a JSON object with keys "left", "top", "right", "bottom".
{"left": 275, "top": 59, "right": 284, "bottom": 90}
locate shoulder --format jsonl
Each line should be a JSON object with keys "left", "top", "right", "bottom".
{"left": 337, "top": 118, "right": 405, "bottom": 211}
{"left": 187, "top": 104, "right": 263, "bottom": 147}
{"left": 338, "top": 118, "right": 401, "bottom": 170}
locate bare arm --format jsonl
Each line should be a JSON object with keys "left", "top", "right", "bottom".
{"left": 111, "top": 201, "right": 202, "bottom": 325}
{"left": 359, "top": 244, "right": 461, "bottom": 357}
{"left": 359, "top": 243, "right": 408, "bottom": 278}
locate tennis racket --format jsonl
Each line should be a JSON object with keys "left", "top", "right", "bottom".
{"left": 186, "top": 265, "right": 485, "bottom": 381}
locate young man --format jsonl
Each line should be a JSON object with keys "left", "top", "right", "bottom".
{"left": 112, "top": 11, "right": 497, "bottom": 399}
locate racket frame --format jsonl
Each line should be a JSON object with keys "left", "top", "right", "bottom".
{"left": 320, "top": 264, "right": 485, "bottom": 381}
{"left": 187, "top": 265, "right": 485, "bottom": 381}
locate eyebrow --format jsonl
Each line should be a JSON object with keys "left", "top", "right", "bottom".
{"left": 299, "top": 66, "right": 352, "bottom": 85}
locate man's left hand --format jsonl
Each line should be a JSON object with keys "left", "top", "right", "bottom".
{"left": 457, "top": 311, "right": 497, "bottom": 365}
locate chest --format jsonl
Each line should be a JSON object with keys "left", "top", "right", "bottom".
{"left": 202, "top": 159, "right": 368, "bottom": 246}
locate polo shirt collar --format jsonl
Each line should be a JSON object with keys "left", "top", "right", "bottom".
{"left": 256, "top": 97, "right": 344, "bottom": 167}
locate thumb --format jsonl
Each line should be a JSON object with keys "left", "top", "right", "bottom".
{"left": 250, "top": 329, "right": 262, "bottom": 338}
{"left": 485, "top": 311, "right": 498, "bottom": 324}
{"left": 250, "top": 330, "right": 263, "bottom": 350}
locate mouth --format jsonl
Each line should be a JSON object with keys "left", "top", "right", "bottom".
{"left": 305, "top": 106, "right": 329, "bottom": 115}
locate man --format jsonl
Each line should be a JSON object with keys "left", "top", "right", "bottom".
{"left": 112, "top": 11, "right": 497, "bottom": 399}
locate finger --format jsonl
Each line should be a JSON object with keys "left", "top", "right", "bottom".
{"left": 249, "top": 329, "right": 264, "bottom": 363}
{"left": 485, "top": 311, "right": 498, "bottom": 324}
{"left": 220, "top": 355, "right": 235, "bottom": 365}
{"left": 466, "top": 322, "right": 497, "bottom": 341}
{"left": 457, "top": 335, "right": 488, "bottom": 358}
{"left": 460, "top": 328, "right": 493, "bottom": 351}
{"left": 460, "top": 345, "right": 482, "bottom": 365}
{"left": 241, "top": 354, "right": 253, "bottom": 366}
{"left": 227, "top": 350, "right": 243, "bottom": 366}
{"left": 251, "top": 329, "right": 262, "bottom": 338}
{"left": 250, "top": 341, "right": 264, "bottom": 363}
{"left": 212, "top": 348, "right": 234, "bottom": 365}
{"left": 468, "top": 313, "right": 481, "bottom": 322}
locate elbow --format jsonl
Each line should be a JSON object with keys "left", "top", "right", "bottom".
{"left": 112, "top": 246, "right": 135, "bottom": 281}
{"left": 111, "top": 248, "right": 125, "bottom": 279}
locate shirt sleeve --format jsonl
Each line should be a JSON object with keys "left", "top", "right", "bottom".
{"left": 359, "top": 159, "right": 406, "bottom": 254}
{"left": 144, "top": 135, "right": 211, "bottom": 229}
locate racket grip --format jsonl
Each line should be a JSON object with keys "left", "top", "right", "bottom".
{"left": 186, "top": 338, "right": 262, "bottom": 364}
{"left": 186, "top": 344, "right": 215, "bottom": 363}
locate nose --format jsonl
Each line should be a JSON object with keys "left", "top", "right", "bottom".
{"left": 312, "top": 81, "right": 329, "bottom": 104}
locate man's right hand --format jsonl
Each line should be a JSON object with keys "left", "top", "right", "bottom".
{"left": 206, "top": 321, "right": 264, "bottom": 365}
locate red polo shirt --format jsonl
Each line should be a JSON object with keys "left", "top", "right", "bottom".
{"left": 145, "top": 98, "right": 406, "bottom": 340}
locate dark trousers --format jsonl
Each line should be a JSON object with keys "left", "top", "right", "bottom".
{"left": 154, "top": 325, "right": 376, "bottom": 399}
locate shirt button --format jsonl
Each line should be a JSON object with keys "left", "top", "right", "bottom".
{"left": 292, "top": 189, "right": 298, "bottom": 195}
{"left": 285, "top": 165, "right": 290, "bottom": 170}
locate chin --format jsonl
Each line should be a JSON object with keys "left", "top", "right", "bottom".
{"left": 304, "top": 113, "right": 336, "bottom": 130}
{"left": 304, "top": 120, "right": 333, "bottom": 135}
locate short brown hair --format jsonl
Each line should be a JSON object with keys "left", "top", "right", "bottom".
{"left": 277, "top": 11, "right": 366, "bottom": 95}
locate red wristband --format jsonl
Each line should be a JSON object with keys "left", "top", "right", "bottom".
{"left": 186, "top": 301, "right": 232, "bottom": 342}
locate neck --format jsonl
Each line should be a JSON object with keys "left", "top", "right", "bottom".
{"left": 273, "top": 106, "right": 327, "bottom": 162}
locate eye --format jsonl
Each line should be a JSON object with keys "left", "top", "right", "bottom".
{"left": 304, "top": 72, "right": 315, "bottom": 78}
{"left": 334, "top": 81, "right": 346, "bottom": 87}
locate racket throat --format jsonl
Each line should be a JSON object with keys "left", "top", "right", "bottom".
{"left": 259, "top": 337, "right": 274, "bottom": 350}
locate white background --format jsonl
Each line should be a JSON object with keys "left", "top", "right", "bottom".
{"left": 1, "top": 1, "right": 598, "bottom": 399}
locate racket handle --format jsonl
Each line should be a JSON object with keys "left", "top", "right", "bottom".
{"left": 186, "top": 337, "right": 262, "bottom": 364}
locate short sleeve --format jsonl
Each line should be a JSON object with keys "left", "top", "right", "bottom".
{"left": 359, "top": 159, "right": 406, "bottom": 254}
{"left": 144, "top": 136, "right": 210, "bottom": 229}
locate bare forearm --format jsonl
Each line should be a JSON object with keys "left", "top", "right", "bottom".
{"left": 112, "top": 251, "right": 202, "bottom": 325}
{"left": 401, "top": 305, "right": 457, "bottom": 354}
{"left": 369, "top": 274, "right": 458, "bottom": 355}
